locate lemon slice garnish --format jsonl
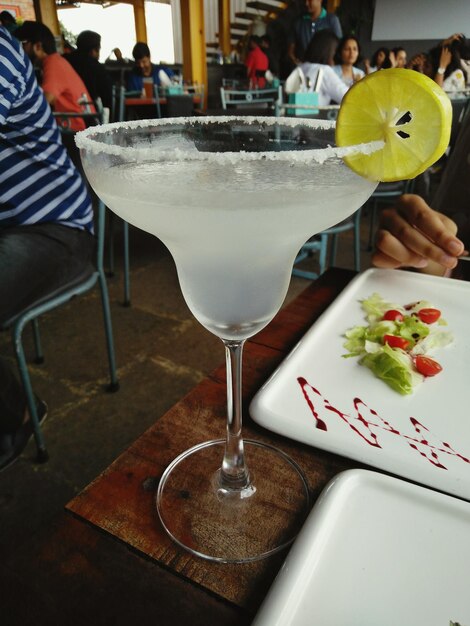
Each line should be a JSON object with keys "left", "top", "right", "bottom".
{"left": 335, "top": 68, "right": 452, "bottom": 182}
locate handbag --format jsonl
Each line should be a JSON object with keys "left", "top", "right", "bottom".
{"left": 287, "top": 92, "right": 319, "bottom": 116}
{"left": 285, "top": 66, "right": 323, "bottom": 116}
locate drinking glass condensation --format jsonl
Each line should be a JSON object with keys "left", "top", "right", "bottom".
{"left": 76, "top": 117, "right": 379, "bottom": 563}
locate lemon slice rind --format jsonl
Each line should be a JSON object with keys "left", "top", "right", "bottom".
{"left": 335, "top": 68, "right": 452, "bottom": 183}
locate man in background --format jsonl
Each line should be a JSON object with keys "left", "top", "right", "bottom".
{"left": 0, "top": 24, "right": 94, "bottom": 471}
{"left": 288, "top": 0, "right": 342, "bottom": 66}
{"left": 127, "top": 42, "right": 174, "bottom": 92}
{"left": 15, "top": 21, "right": 94, "bottom": 132}
{"left": 67, "top": 30, "right": 113, "bottom": 110}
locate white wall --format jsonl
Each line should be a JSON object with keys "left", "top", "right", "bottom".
{"left": 372, "top": 0, "right": 470, "bottom": 41}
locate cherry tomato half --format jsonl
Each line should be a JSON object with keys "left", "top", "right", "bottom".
{"left": 382, "top": 309, "right": 404, "bottom": 322}
{"left": 383, "top": 334, "right": 410, "bottom": 350}
{"left": 417, "top": 308, "right": 441, "bottom": 324}
{"left": 415, "top": 355, "right": 442, "bottom": 377}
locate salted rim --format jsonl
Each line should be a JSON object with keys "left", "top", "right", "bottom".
{"left": 75, "top": 115, "right": 384, "bottom": 165}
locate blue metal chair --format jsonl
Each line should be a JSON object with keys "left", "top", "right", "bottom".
{"left": 1, "top": 198, "right": 119, "bottom": 463}
{"left": 292, "top": 207, "right": 363, "bottom": 280}
{"left": 220, "top": 85, "right": 282, "bottom": 116}
{"left": 292, "top": 232, "right": 329, "bottom": 280}
{"left": 107, "top": 85, "right": 151, "bottom": 307}
{"left": 54, "top": 98, "right": 131, "bottom": 307}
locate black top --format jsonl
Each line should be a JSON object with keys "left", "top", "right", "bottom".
{"left": 66, "top": 52, "right": 113, "bottom": 109}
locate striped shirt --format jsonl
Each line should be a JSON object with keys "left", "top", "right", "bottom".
{"left": 0, "top": 26, "right": 93, "bottom": 232}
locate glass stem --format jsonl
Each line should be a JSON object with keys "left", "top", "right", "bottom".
{"left": 220, "top": 339, "right": 251, "bottom": 490}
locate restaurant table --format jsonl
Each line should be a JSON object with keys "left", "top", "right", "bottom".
{"left": 125, "top": 96, "right": 202, "bottom": 107}
{"left": 124, "top": 95, "right": 203, "bottom": 121}
{"left": 2, "top": 268, "right": 365, "bottom": 626}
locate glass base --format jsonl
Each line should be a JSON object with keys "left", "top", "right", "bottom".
{"left": 156, "top": 439, "right": 310, "bottom": 563}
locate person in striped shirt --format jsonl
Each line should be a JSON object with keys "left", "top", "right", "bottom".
{"left": 0, "top": 24, "right": 95, "bottom": 471}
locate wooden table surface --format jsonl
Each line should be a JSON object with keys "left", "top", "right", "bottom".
{"left": 2, "top": 268, "right": 363, "bottom": 626}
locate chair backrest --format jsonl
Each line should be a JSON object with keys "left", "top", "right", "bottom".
{"left": 220, "top": 85, "right": 282, "bottom": 115}
{"left": 165, "top": 94, "right": 195, "bottom": 117}
{"left": 183, "top": 83, "right": 205, "bottom": 112}
{"left": 449, "top": 95, "right": 470, "bottom": 150}
{"left": 53, "top": 98, "right": 104, "bottom": 132}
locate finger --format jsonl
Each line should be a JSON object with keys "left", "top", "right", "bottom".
{"left": 379, "top": 212, "right": 460, "bottom": 269}
{"left": 380, "top": 210, "right": 463, "bottom": 269}
{"left": 395, "top": 195, "right": 464, "bottom": 256}
{"left": 374, "top": 229, "right": 430, "bottom": 268}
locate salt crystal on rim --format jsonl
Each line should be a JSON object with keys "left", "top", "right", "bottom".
{"left": 75, "top": 116, "right": 384, "bottom": 165}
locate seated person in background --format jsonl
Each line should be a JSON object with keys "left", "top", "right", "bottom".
{"left": 332, "top": 35, "right": 365, "bottom": 87}
{"left": 406, "top": 50, "right": 433, "bottom": 76}
{"left": 288, "top": 0, "right": 342, "bottom": 67}
{"left": 289, "top": 29, "right": 347, "bottom": 106}
{"left": 429, "top": 34, "right": 468, "bottom": 93}
{"left": 245, "top": 35, "right": 269, "bottom": 88}
{"left": 391, "top": 46, "right": 407, "bottom": 68}
{"left": 127, "top": 42, "right": 174, "bottom": 93}
{"left": 364, "top": 47, "right": 392, "bottom": 74}
{"left": 15, "top": 21, "right": 94, "bottom": 133}
{"left": 66, "top": 30, "right": 113, "bottom": 110}
{"left": 107, "top": 47, "right": 131, "bottom": 65}
{"left": 260, "top": 34, "right": 279, "bottom": 77}
{"left": 0, "top": 25, "right": 95, "bottom": 471}
{"left": 0, "top": 9, "right": 17, "bottom": 33}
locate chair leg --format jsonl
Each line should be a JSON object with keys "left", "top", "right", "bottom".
{"left": 368, "top": 199, "right": 378, "bottom": 251}
{"left": 97, "top": 269, "right": 120, "bottom": 392}
{"left": 329, "top": 233, "right": 339, "bottom": 267}
{"left": 123, "top": 220, "right": 131, "bottom": 307}
{"left": 12, "top": 321, "right": 49, "bottom": 463}
{"left": 354, "top": 217, "right": 361, "bottom": 273}
{"left": 107, "top": 211, "right": 116, "bottom": 277}
{"left": 353, "top": 207, "right": 362, "bottom": 273}
{"left": 31, "top": 318, "right": 44, "bottom": 364}
{"left": 318, "top": 233, "right": 328, "bottom": 274}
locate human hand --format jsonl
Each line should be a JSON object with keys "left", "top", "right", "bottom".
{"left": 389, "top": 50, "right": 397, "bottom": 67}
{"left": 407, "top": 53, "right": 427, "bottom": 72}
{"left": 439, "top": 46, "right": 452, "bottom": 69}
{"left": 372, "top": 194, "right": 465, "bottom": 274}
{"left": 442, "top": 33, "right": 463, "bottom": 47}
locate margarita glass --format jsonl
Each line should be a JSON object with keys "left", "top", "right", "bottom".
{"left": 76, "top": 116, "right": 379, "bottom": 563}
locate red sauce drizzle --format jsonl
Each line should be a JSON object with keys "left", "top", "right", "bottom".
{"left": 297, "top": 377, "right": 470, "bottom": 470}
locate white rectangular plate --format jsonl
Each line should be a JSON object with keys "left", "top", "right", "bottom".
{"left": 253, "top": 470, "right": 470, "bottom": 626}
{"left": 250, "top": 268, "right": 470, "bottom": 500}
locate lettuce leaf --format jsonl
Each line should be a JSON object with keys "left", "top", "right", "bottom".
{"left": 361, "top": 292, "right": 402, "bottom": 323}
{"left": 361, "top": 343, "right": 423, "bottom": 395}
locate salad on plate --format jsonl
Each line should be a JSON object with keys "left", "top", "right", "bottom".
{"left": 343, "top": 293, "right": 453, "bottom": 395}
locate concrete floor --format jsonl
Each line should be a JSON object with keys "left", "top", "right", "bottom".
{"left": 0, "top": 210, "right": 375, "bottom": 573}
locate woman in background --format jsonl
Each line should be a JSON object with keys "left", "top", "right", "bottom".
{"left": 293, "top": 29, "right": 348, "bottom": 105}
{"left": 429, "top": 34, "right": 467, "bottom": 93}
{"left": 392, "top": 46, "right": 407, "bottom": 68}
{"left": 333, "top": 35, "right": 365, "bottom": 87}
{"left": 365, "top": 46, "right": 392, "bottom": 74}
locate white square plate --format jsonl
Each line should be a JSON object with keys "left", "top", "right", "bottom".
{"left": 250, "top": 268, "right": 470, "bottom": 499}
{"left": 253, "top": 470, "right": 470, "bottom": 626}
